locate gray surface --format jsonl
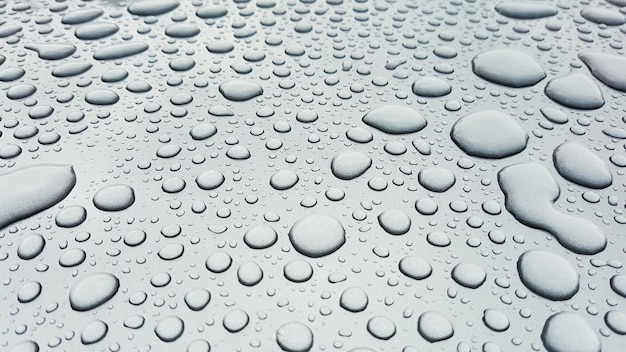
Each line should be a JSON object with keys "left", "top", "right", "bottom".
{"left": 1, "top": 0, "right": 626, "bottom": 351}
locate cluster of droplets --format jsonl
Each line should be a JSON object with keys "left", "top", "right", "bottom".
{"left": 1, "top": 0, "right": 626, "bottom": 351}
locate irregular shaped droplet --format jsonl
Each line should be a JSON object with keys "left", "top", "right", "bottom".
{"left": 52, "top": 61, "right": 92, "bottom": 77}
{"left": 362, "top": 105, "right": 427, "bottom": 134}
{"left": 94, "top": 42, "right": 149, "bottom": 60}
{"left": 517, "top": 250, "right": 579, "bottom": 301}
{"left": 495, "top": 2, "right": 558, "bottom": 19}
{"left": 244, "top": 225, "right": 278, "bottom": 249}
{"left": 553, "top": 142, "right": 612, "bottom": 189}
{"left": 288, "top": 214, "right": 346, "bottom": 258}
{"left": 483, "top": 309, "right": 510, "bottom": 332}
{"left": 93, "top": 184, "right": 135, "bottom": 211}
{"left": 69, "top": 272, "right": 119, "bottom": 311}
{"left": 330, "top": 151, "right": 372, "bottom": 180}
{"left": 411, "top": 77, "right": 451, "bottom": 97}
{"left": 498, "top": 163, "right": 607, "bottom": 254}
{"left": 377, "top": 209, "right": 411, "bottom": 235}
{"left": 219, "top": 80, "right": 263, "bottom": 101}
{"left": 25, "top": 43, "right": 76, "bottom": 60}
{"left": 540, "top": 108, "right": 568, "bottom": 124}
{"left": 128, "top": 0, "right": 180, "bottom": 16}
{"left": 165, "top": 23, "right": 200, "bottom": 38}
{"left": 0, "top": 67, "right": 25, "bottom": 81}
{"left": 452, "top": 262, "right": 487, "bottom": 289}
{"left": 418, "top": 167, "right": 456, "bottom": 192}
{"left": 7, "top": 84, "right": 36, "bottom": 99}
{"left": 581, "top": 7, "right": 625, "bottom": 26}
{"left": 0, "top": 164, "right": 76, "bottom": 229}
{"left": 81, "top": 320, "right": 108, "bottom": 345}
{"left": 579, "top": 52, "right": 626, "bottom": 93}
{"left": 196, "top": 5, "right": 228, "bottom": 19}
{"left": 451, "top": 111, "right": 528, "bottom": 158}
{"left": 367, "top": 316, "right": 396, "bottom": 340}
{"left": 85, "top": 89, "right": 119, "bottom": 105}
{"left": 418, "top": 311, "right": 454, "bottom": 342}
{"left": 541, "top": 312, "right": 600, "bottom": 352}
{"left": 75, "top": 23, "right": 119, "bottom": 40}
{"left": 545, "top": 73, "right": 604, "bottom": 110}
{"left": 399, "top": 255, "right": 432, "bottom": 280}
{"left": 340, "top": 287, "right": 368, "bottom": 312}
{"left": 276, "top": 321, "right": 314, "bottom": 352}
{"left": 472, "top": 49, "right": 545, "bottom": 87}
{"left": 208, "top": 105, "right": 234, "bottom": 117}
{"left": 155, "top": 316, "right": 184, "bottom": 342}
{"left": 17, "top": 234, "right": 45, "bottom": 260}
{"left": 0, "top": 24, "right": 22, "bottom": 38}
{"left": 270, "top": 170, "right": 299, "bottom": 190}
{"left": 62, "top": 8, "right": 103, "bottom": 24}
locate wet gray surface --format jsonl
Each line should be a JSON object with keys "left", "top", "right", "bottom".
{"left": 1, "top": 0, "right": 626, "bottom": 351}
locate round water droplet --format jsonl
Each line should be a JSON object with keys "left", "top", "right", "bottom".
{"left": 155, "top": 316, "right": 184, "bottom": 342}
{"left": 244, "top": 225, "right": 278, "bottom": 249}
{"left": 93, "top": 184, "right": 135, "bottom": 211}
{"left": 451, "top": 262, "right": 487, "bottom": 289}
{"left": 331, "top": 151, "right": 372, "bottom": 180}
{"left": 276, "top": 321, "right": 314, "bottom": 352}
{"left": 81, "top": 320, "right": 108, "bottom": 345}
{"left": 288, "top": 214, "right": 346, "bottom": 258}
{"left": 517, "top": 250, "right": 579, "bottom": 301}
{"left": 340, "top": 287, "right": 368, "bottom": 312}
{"left": 418, "top": 311, "right": 454, "bottom": 342}
{"left": 223, "top": 309, "right": 249, "bottom": 332}
{"left": 451, "top": 111, "right": 528, "bottom": 159}
{"left": 378, "top": 209, "right": 411, "bottom": 235}
{"left": 399, "top": 255, "right": 432, "bottom": 280}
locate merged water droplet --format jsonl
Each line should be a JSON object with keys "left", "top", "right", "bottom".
{"left": 498, "top": 163, "right": 607, "bottom": 254}
{"left": 0, "top": 164, "right": 76, "bottom": 229}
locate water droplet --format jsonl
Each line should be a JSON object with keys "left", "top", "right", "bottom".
{"left": 69, "top": 272, "right": 119, "bottom": 311}
{"left": 288, "top": 214, "right": 346, "bottom": 258}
